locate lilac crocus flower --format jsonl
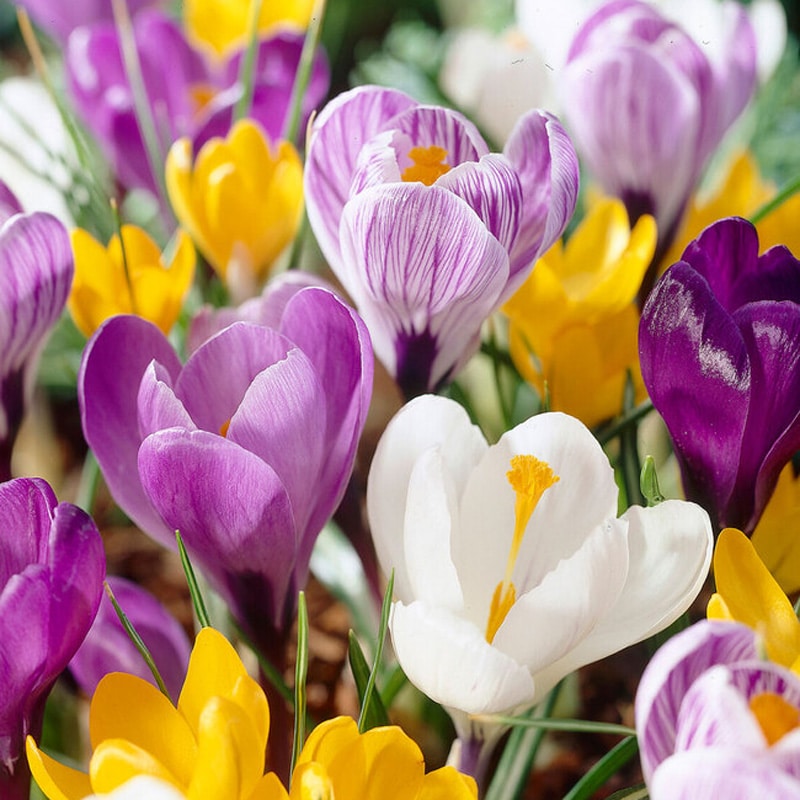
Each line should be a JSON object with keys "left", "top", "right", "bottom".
{"left": 0, "top": 191, "right": 74, "bottom": 481}
{"left": 69, "top": 575, "right": 191, "bottom": 702}
{"left": 636, "top": 620, "right": 800, "bottom": 798}
{"left": 304, "top": 85, "right": 579, "bottom": 397}
{"left": 559, "top": 0, "right": 756, "bottom": 257}
{"left": 79, "top": 287, "right": 372, "bottom": 658}
{"left": 0, "top": 477, "right": 105, "bottom": 800}
{"left": 639, "top": 217, "right": 800, "bottom": 534}
{"left": 66, "top": 10, "right": 329, "bottom": 197}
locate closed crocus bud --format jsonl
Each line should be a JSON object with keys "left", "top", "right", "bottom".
{"left": 0, "top": 478, "right": 105, "bottom": 800}
{"left": 0, "top": 190, "right": 74, "bottom": 480}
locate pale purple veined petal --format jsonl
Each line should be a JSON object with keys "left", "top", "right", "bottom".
{"left": 137, "top": 360, "right": 196, "bottom": 437}
{"left": 0, "top": 183, "right": 22, "bottom": 226}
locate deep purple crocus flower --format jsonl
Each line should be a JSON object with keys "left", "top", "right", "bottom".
{"left": 79, "top": 286, "right": 372, "bottom": 658}
{"left": 559, "top": 0, "right": 756, "bottom": 255}
{"left": 66, "top": 10, "right": 329, "bottom": 197}
{"left": 304, "top": 85, "right": 579, "bottom": 397}
{"left": 0, "top": 189, "right": 74, "bottom": 481}
{"left": 639, "top": 217, "right": 800, "bottom": 534}
{"left": 0, "top": 477, "right": 105, "bottom": 799}
{"left": 69, "top": 575, "right": 191, "bottom": 703}
{"left": 636, "top": 620, "right": 800, "bottom": 798}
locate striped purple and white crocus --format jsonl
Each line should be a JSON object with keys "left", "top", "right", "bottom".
{"left": 636, "top": 620, "right": 800, "bottom": 798}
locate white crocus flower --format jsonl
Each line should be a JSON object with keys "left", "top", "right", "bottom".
{"left": 368, "top": 395, "right": 712, "bottom": 776}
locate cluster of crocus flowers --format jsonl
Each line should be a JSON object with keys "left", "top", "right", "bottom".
{"left": 0, "top": 477, "right": 105, "bottom": 800}
{"left": 640, "top": 216, "right": 800, "bottom": 534}
{"left": 166, "top": 120, "right": 303, "bottom": 300}
{"left": 304, "top": 85, "right": 579, "bottom": 397}
{"left": 69, "top": 225, "right": 195, "bottom": 337}
{"left": 0, "top": 187, "right": 74, "bottom": 480}
{"left": 78, "top": 287, "right": 372, "bottom": 657}
{"left": 503, "top": 196, "right": 656, "bottom": 427}
{"left": 368, "top": 394, "right": 712, "bottom": 777}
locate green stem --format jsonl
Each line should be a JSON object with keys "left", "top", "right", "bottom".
{"left": 596, "top": 400, "right": 653, "bottom": 446}
{"left": 561, "top": 736, "right": 639, "bottom": 800}
{"left": 750, "top": 173, "right": 800, "bottom": 224}
{"left": 290, "top": 592, "right": 309, "bottom": 780}
{"left": 233, "top": 0, "right": 264, "bottom": 123}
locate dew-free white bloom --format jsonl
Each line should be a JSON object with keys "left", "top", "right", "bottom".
{"left": 368, "top": 395, "right": 712, "bottom": 762}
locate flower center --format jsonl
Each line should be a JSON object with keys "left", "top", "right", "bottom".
{"left": 485, "top": 455, "right": 560, "bottom": 643}
{"left": 219, "top": 419, "right": 231, "bottom": 437}
{"left": 750, "top": 691, "right": 800, "bottom": 746}
{"left": 401, "top": 145, "right": 451, "bottom": 186}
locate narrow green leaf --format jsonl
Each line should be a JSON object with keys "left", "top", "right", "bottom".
{"left": 619, "top": 371, "right": 644, "bottom": 507}
{"left": 380, "top": 663, "right": 407, "bottom": 708}
{"left": 640, "top": 456, "right": 665, "bottom": 507}
{"left": 105, "top": 580, "right": 169, "bottom": 698}
{"left": 291, "top": 592, "right": 309, "bottom": 780}
{"left": 233, "top": 0, "right": 264, "bottom": 122}
{"left": 750, "top": 173, "right": 800, "bottom": 224}
{"left": 473, "top": 715, "right": 636, "bottom": 738}
{"left": 348, "top": 631, "right": 390, "bottom": 729}
{"left": 357, "top": 570, "right": 394, "bottom": 732}
{"left": 562, "top": 736, "right": 640, "bottom": 800}
{"left": 175, "top": 531, "right": 211, "bottom": 629}
{"left": 606, "top": 784, "right": 649, "bottom": 800}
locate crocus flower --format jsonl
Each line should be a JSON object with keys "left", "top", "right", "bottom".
{"left": 69, "top": 225, "right": 195, "bottom": 337}
{"left": 503, "top": 197, "right": 656, "bottom": 427}
{"left": 304, "top": 85, "right": 578, "bottom": 395}
{"left": 0, "top": 196, "right": 74, "bottom": 480}
{"left": 0, "top": 477, "right": 105, "bottom": 800}
{"left": 28, "top": 627, "right": 277, "bottom": 799}
{"left": 79, "top": 287, "right": 372, "bottom": 655}
{"left": 635, "top": 619, "right": 800, "bottom": 798}
{"left": 639, "top": 216, "right": 800, "bottom": 534}
{"left": 368, "top": 395, "right": 712, "bottom": 777}
{"left": 166, "top": 120, "right": 303, "bottom": 301}
{"left": 707, "top": 527, "right": 800, "bottom": 672}
{"left": 558, "top": 0, "right": 756, "bottom": 256}
{"left": 184, "top": 0, "right": 315, "bottom": 57}
{"left": 66, "top": 10, "right": 328, "bottom": 198}
{"left": 70, "top": 575, "right": 192, "bottom": 702}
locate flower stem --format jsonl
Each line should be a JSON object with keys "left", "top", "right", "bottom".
{"left": 750, "top": 173, "right": 800, "bottom": 224}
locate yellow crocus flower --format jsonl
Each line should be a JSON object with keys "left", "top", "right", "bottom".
{"left": 27, "top": 628, "right": 277, "bottom": 800}
{"left": 69, "top": 226, "right": 195, "bottom": 337}
{"left": 708, "top": 527, "right": 800, "bottom": 673}
{"left": 184, "top": 0, "right": 315, "bottom": 58}
{"left": 503, "top": 197, "right": 656, "bottom": 428}
{"left": 166, "top": 120, "right": 303, "bottom": 301}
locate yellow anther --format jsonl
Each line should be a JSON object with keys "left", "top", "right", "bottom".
{"left": 401, "top": 145, "right": 451, "bottom": 186}
{"left": 219, "top": 419, "right": 231, "bottom": 438}
{"left": 750, "top": 692, "right": 800, "bottom": 746}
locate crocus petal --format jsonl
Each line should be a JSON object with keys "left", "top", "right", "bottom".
{"left": 27, "top": 737, "right": 93, "bottom": 800}
{"left": 137, "top": 361, "right": 197, "bottom": 437}
{"left": 0, "top": 183, "right": 22, "bottom": 225}
{"left": 0, "top": 478, "right": 54, "bottom": 584}
{"left": 79, "top": 316, "right": 182, "bottom": 549}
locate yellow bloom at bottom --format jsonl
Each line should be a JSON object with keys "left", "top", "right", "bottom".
{"left": 27, "top": 628, "right": 274, "bottom": 800}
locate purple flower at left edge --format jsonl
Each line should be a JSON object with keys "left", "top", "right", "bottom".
{"left": 78, "top": 286, "right": 372, "bottom": 660}
{"left": 639, "top": 216, "right": 800, "bottom": 534}
{"left": 0, "top": 189, "right": 74, "bottom": 481}
{"left": 0, "top": 477, "right": 105, "bottom": 800}
{"left": 636, "top": 619, "right": 800, "bottom": 798}
{"left": 65, "top": 10, "right": 329, "bottom": 198}
{"left": 304, "top": 85, "right": 579, "bottom": 398}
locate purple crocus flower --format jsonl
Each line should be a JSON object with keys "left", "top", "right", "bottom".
{"left": 66, "top": 10, "right": 329, "bottom": 197}
{"left": 304, "top": 85, "right": 579, "bottom": 397}
{"left": 79, "top": 287, "right": 372, "bottom": 658}
{"left": 639, "top": 217, "right": 800, "bottom": 534}
{"left": 0, "top": 477, "right": 105, "bottom": 799}
{"left": 0, "top": 191, "right": 74, "bottom": 481}
{"left": 69, "top": 575, "right": 191, "bottom": 703}
{"left": 559, "top": 0, "right": 756, "bottom": 258}
{"left": 636, "top": 620, "right": 800, "bottom": 798}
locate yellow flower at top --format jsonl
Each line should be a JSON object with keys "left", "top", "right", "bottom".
{"left": 184, "top": 0, "right": 315, "bottom": 57}
{"left": 69, "top": 226, "right": 195, "bottom": 337}
{"left": 662, "top": 150, "right": 800, "bottom": 269}
{"left": 27, "top": 627, "right": 277, "bottom": 800}
{"left": 708, "top": 527, "right": 800, "bottom": 673}
{"left": 503, "top": 197, "right": 656, "bottom": 428}
{"left": 166, "top": 119, "right": 303, "bottom": 302}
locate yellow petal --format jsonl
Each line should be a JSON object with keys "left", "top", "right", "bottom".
{"left": 89, "top": 739, "right": 184, "bottom": 794}
{"left": 359, "top": 726, "right": 426, "bottom": 800}
{"left": 26, "top": 736, "right": 93, "bottom": 800}
{"left": 711, "top": 528, "right": 800, "bottom": 668}
{"left": 418, "top": 767, "right": 478, "bottom": 800}
{"left": 89, "top": 673, "right": 197, "bottom": 787}
{"left": 247, "top": 772, "right": 290, "bottom": 800}
{"left": 289, "top": 762, "right": 334, "bottom": 800}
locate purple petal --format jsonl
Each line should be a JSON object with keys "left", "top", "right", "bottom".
{"left": 640, "top": 262, "right": 751, "bottom": 529}
{"left": 137, "top": 361, "right": 196, "bottom": 437}
{"left": 79, "top": 315, "right": 182, "bottom": 549}
{"left": 304, "top": 85, "right": 419, "bottom": 269}
{"left": 138, "top": 429, "right": 297, "bottom": 635}
{"left": 339, "top": 183, "right": 508, "bottom": 395}
{"left": 635, "top": 620, "right": 758, "bottom": 782}
{"left": 0, "top": 183, "right": 22, "bottom": 225}
{"left": 0, "top": 478, "right": 54, "bottom": 586}
{"left": 503, "top": 109, "right": 579, "bottom": 291}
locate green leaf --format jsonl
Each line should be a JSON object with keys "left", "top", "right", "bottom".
{"left": 473, "top": 715, "right": 636, "bottom": 738}
{"left": 640, "top": 456, "right": 665, "bottom": 507}
{"left": 562, "top": 736, "right": 640, "bottom": 800}
{"left": 605, "top": 784, "right": 649, "bottom": 800}
{"left": 348, "top": 631, "right": 390, "bottom": 729}
{"left": 291, "top": 592, "right": 309, "bottom": 780}
{"left": 175, "top": 531, "right": 211, "bottom": 629}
